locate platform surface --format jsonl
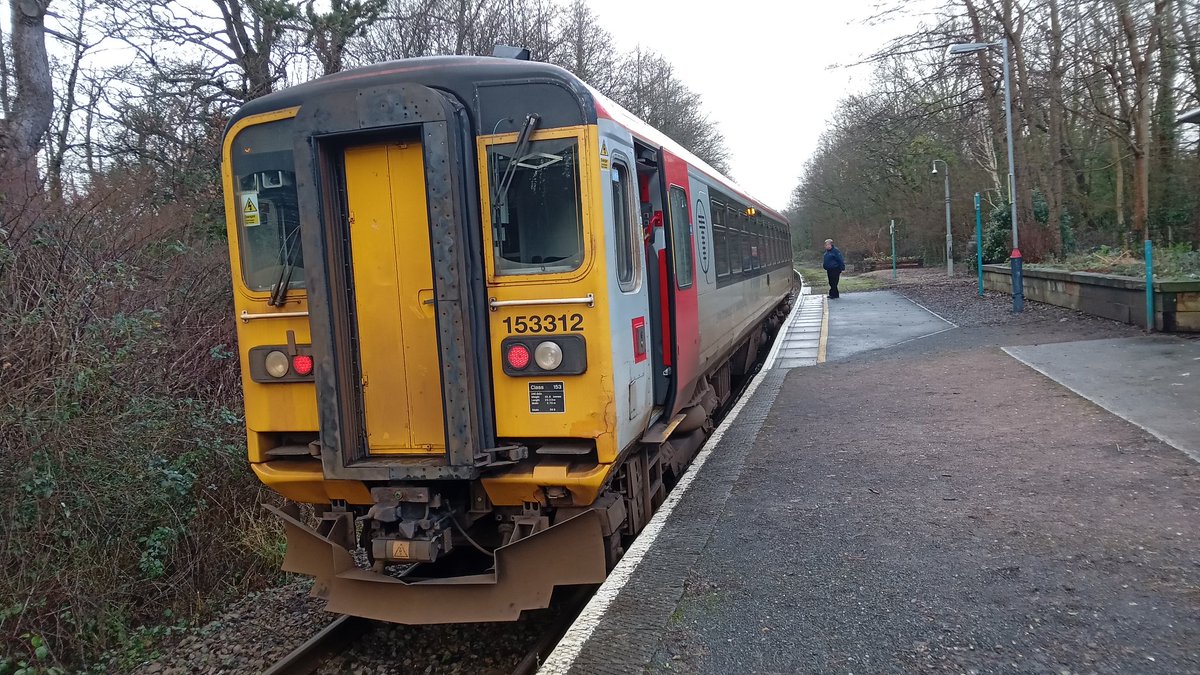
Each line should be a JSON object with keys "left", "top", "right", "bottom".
{"left": 542, "top": 289, "right": 1200, "bottom": 674}
{"left": 1006, "top": 336, "right": 1200, "bottom": 462}
{"left": 825, "top": 290, "right": 953, "bottom": 361}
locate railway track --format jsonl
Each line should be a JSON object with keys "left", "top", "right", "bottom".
{"left": 261, "top": 586, "right": 595, "bottom": 675}
{"left": 261, "top": 614, "right": 374, "bottom": 675}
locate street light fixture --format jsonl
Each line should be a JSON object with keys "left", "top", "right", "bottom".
{"left": 931, "top": 159, "right": 952, "bottom": 277}
{"left": 946, "top": 37, "right": 1023, "bottom": 312}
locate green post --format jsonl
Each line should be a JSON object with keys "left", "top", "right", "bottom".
{"left": 890, "top": 219, "right": 897, "bottom": 280}
{"left": 1144, "top": 239, "right": 1154, "bottom": 331}
{"left": 975, "top": 192, "right": 983, "bottom": 297}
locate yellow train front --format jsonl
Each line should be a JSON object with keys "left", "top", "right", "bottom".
{"left": 222, "top": 55, "right": 793, "bottom": 623}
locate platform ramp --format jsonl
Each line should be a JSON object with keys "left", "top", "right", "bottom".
{"left": 825, "top": 290, "right": 955, "bottom": 360}
{"left": 1006, "top": 336, "right": 1200, "bottom": 463}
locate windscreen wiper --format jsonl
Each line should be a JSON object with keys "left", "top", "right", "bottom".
{"left": 492, "top": 113, "right": 541, "bottom": 216}
{"left": 269, "top": 228, "right": 298, "bottom": 307}
{"left": 269, "top": 261, "right": 293, "bottom": 307}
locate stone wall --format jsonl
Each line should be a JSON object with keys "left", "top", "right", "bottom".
{"left": 983, "top": 265, "right": 1200, "bottom": 332}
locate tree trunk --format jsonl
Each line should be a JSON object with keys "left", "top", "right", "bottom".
{"left": 1045, "top": 0, "right": 1067, "bottom": 254}
{"left": 48, "top": 0, "right": 89, "bottom": 202}
{"left": 1117, "top": 0, "right": 1167, "bottom": 242}
{"left": 0, "top": 20, "right": 10, "bottom": 116}
{"left": 1, "top": 0, "right": 54, "bottom": 232}
{"left": 1150, "top": 0, "right": 1178, "bottom": 243}
{"left": 1113, "top": 134, "right": 1126, "bottom": 232}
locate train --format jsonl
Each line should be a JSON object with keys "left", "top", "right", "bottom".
{"left": 221, "top": 51, "right": 794, "bottom": 624}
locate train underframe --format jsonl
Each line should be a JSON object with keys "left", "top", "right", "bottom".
{"left": 272, "top": 297, "right": 791, "bottom": 624}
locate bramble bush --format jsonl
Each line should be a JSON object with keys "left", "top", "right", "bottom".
{"left": 0, "top": 169, "right": 284, "bottom": 671}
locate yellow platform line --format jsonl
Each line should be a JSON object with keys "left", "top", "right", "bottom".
{"left": 817, "top": 297, "right": 830, "bottom": 364}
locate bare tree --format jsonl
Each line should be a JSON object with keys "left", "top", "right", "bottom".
{"left": 0, "top": 0, "right": 54, "bottom": 227}
{"left": 1115, "top": 0, "right": 1169, "bottom": 240}
{"left": 553, "top": 0, "right": 611, "bottom": 88}
{"left": 609, "top": 47, "right": 731, "bottom": 173}
{"left": 46, "top": 0, "right": 101, "bottom": 200}
{"left": 304, "top": 0, "right": 385, "bottom": 75}
{"left": 114, "top": 0, "right": 301, "bottom": 102}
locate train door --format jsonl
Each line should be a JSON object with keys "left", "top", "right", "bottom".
{"left": 661, "top": 149, "right": 700, "bottom": 410}
{"left": 636, "top": 149, "right": 669, "bottom": 410}
{"left": 638, "top": 146, "right": 700, "bottom": 414}
{"left": 341, "top": 140, "right": 445, "bottom": 456}
{"left": 607, "top": 143, "right": 654, "bottom": 437}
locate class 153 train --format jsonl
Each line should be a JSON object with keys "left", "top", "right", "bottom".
{"left": 222, "top": 51, "right": 793, "bottom": 624}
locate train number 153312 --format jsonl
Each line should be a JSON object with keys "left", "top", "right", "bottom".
{"left": 501, "top": 313, "right": 584, "bottom": 334}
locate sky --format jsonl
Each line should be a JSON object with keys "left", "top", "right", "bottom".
{"left": 4, "top": 0, "right": 927, "bottom": 211}
{"left": 586, "top": 0, "right": 924, "bottom": 211}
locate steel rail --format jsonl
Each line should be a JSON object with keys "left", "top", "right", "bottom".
{"left": 509, "top": 586, "right": 596, "bottom": 675}
{"left": 261, "top": 614, "right": 374, "bottom": 675}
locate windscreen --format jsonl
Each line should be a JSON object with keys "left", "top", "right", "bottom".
{"left": 230, "top": 119, "right": 303, "bottom": 292}
{"left": 487, "top": 137, "right": 584, "bottom": 276}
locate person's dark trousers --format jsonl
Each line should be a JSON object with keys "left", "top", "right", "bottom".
{"left": 827, "top": 269, "right": 841, "bottom": 298}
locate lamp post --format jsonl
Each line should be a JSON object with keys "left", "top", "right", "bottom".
{"left": 947, "top": 38, "right": 1023, "bottom": 312}
{"left": 890, "top": 219, "right": 897, "bottom": 280}
{"left": 931, "top": 159, "right": 952, "bottom": 277}
{"left": 974, "top": 192, "right": 984, "bottom": 297}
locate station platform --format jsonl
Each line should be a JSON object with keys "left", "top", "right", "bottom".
{"left": 541, "top": 289, "right": 1200, "bottom": 674}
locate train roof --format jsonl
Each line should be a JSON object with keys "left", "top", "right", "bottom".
{"left": 229, "top": 55, "right": 784, "bottom": 222}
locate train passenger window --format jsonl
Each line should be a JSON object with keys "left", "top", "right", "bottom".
{"left": 611, "top": 159, "right": 639, "bottom": 291}
{"left": 714, "top": 225, "right": 729, "bottom": 277}
{"left": 728, "top": 208, "right": 743, "bottom": 274}
{"left": 668, "top": 186, "right": 693, "bottom": 288}
{"left": 740, "top": 213, "right": 753, "bottom": 273}
{"left": 711, "top": 200, "right": 729, "bottom": 278}
{"left": 230, "top": 119, "right": 304, "bottom": 292}
{"left": 753, "top": 219, "right": 763, "bottom": 270}
{"left": 487, "top": 137, "right": 584, "bottom": 276}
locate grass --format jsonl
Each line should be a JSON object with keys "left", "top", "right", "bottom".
{"left": 794, "top": 265, "right": 884, "bottom": 295}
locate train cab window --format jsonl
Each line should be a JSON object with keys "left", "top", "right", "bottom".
{"left": 487, "top": 137, "right": 584, "bottom": 276}
{"left": 611, "top": 159, "right": 639, "bottom": 291}
{"left": 230, "top": 119, "right": 303, "bottom": 292}
{"left": 668, "top": 186, "right": 693, "bottom": 288}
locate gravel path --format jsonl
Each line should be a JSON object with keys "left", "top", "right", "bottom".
{"left": 861, "top": 267, "right": 1134, "bottom": 331}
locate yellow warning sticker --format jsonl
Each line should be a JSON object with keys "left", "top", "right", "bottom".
{"left": 600, "top": 157, "right": 610, "bottom": 170}
{"left": 600, "top": 141, "right": 609, "bottom": 157}
{"left": 241, "top": 193, "right": 260, "bottom": 227}
{"left": 391, "top": 540, "right": 411, "bottom": 559}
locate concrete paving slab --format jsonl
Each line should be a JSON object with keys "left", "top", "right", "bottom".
{"left": 826, "top": 290, "right": 954, "bottom": 361}
{"left": 1006, "top": 336, "right": 1200, "bottom": 463}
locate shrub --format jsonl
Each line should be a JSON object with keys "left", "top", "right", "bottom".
{"left": 0, "top": 171, "right": 282, "bottom": 670}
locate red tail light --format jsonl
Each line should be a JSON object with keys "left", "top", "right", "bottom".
{"left": 505, "top": 343, "right": 530, "bottom": 370}
{"left": 292, "top": 354, "right": 314, "bottom": 376}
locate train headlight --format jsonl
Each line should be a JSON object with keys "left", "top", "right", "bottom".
{"left": 505, "top": 343, "right": 531, "bottom": 370}
{"left": 534, "top": 341, "right": 563, "bottom": 370}
{"left": 264, "top": 350, "right": 290, "bottom": 378}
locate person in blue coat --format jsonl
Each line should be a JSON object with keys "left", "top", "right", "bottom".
{"left": 823, "top": 239, "right": 845, "bottom": 299}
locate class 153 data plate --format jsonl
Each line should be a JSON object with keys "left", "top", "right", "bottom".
{"left": 529, "top": 382, "right": 565, "bottom": 414}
